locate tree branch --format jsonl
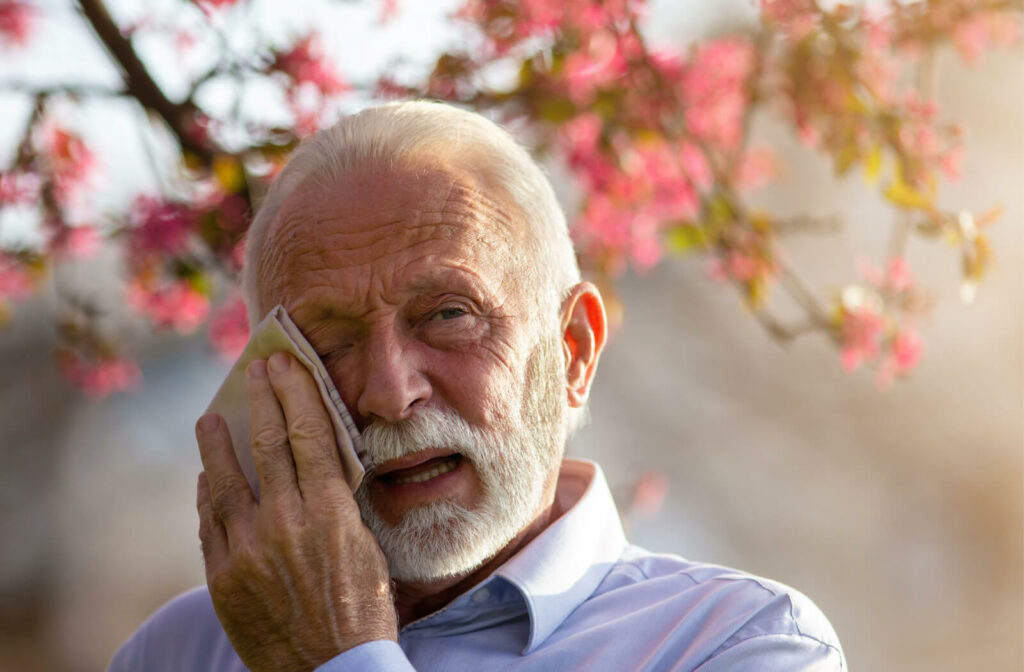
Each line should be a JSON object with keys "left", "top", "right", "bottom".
{"left": 74, "top": 0, "right": 214, "bottom": 163}
{"left": 0, "top": 82, "right": 127, "bottom": 97}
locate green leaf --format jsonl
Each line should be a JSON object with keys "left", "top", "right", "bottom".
{"left": 884, "top": 166, "right": 933, "bottom": 210}
{"left": 667, "top": 224, "right": 708, "bottom": 253}
{"left": 536, "top": 98, "right": 576, "bottom": 123}
{"left": 863, "top": 145, "right": 882, "bottom": 183}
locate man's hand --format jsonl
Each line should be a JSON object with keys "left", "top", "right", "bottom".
{"left": 196, "top": 351, "right": 398, "bottom": 672}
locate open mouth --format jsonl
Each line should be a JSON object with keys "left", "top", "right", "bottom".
{"left": 378, "top": 454, "right": 463, "bottom": 486}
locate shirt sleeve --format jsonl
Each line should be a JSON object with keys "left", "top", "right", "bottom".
{"left": 691, "top": 633, "right": 846, "bottom": 672}
{"left": 314, "top": 640, "right": 417, "bottom": 672}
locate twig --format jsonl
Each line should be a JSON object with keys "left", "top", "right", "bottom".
{"left": 777, "top": 264, "right": 831, "bottom": 327}
{"left": 886, "top": 44, "right": 938, "bottom": 263}
{"left": 74, "top": 0, "right": 214, "bottom": 163}
{"left": 750, "top": 307, "right": 828, "bottom": 343}
{"left": 0, "top": 82, "right": 127, "bottom": 97}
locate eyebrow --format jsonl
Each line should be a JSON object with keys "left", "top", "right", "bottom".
{"left": 291, "top": 267, "right": 493, "bottom": 326}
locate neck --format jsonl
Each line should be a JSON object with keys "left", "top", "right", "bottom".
{"left": 392, "top": 495, "right": 563, "bottom": 626}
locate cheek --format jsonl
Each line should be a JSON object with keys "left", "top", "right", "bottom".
{"left": 430, "top": 346, "right": 525, "bottom": 429}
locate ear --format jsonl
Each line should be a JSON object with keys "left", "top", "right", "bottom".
{"left": 559, "top": 282, "right": 608, "bottom": 409}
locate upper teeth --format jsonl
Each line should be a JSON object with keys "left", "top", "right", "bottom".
{"left": 390, "top": 457, "right": 459, "bottom": 485}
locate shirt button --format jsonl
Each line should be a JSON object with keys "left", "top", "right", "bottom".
{"left": 472, "top": 588, "right": 490, "bottom": 604}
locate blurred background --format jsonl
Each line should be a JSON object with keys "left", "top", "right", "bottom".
{"left": 0, "top": 1, "right": 1020, "bottom": 671}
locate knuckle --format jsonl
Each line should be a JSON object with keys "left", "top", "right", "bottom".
{"left": 207, "top": 566, "right": 236, "bottom": 598}
{"left": 288, "top": 412, "right": 333, "bottom": 444}
{"left": 258, "top": 464, "right": 294, "bottom": 490}
{"left": 306, "top": 487, "right": 352, "bottom": 518}
{"left": 199, "top": 530, "right": 215, "bottom": 559}
{"left": 299, "top": 452, "right": 344, "bottom": 484}
{"left": 251, "top": 425, "right": 289, "bottom": 453}
{"left": 265, "top": 522, "right": 300, "bottom": 549}
{"left": 209, "top": 473, "right": 250, "bottom": 514}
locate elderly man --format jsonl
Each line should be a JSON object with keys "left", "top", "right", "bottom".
{"left": 109, "top": 101, "right": 845, "bottom": 671}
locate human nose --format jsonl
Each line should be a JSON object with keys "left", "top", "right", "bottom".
{"left": 354, "top": 331, "right": 431, "bottom": 425}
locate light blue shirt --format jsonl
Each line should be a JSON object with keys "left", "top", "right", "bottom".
{"left": 109, "top": 459, "right": 846, "bottom": 671}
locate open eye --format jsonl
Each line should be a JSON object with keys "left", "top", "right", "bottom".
{"left": 430, "top": 306, "right": 468, "bottom": 321}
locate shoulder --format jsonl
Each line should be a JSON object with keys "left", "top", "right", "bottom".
{"left": 583, "top": 546, "right": 846, "bottom": 670}
{"left": 108, "top": 586, "right": 244, "bottom": 672}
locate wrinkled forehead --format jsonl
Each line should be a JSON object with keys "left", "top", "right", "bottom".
{"left": 254, "top": 162, "right": 533, "bottom": 314}
{"left": 266, "top": 162, "right": 524, "bottom": 252}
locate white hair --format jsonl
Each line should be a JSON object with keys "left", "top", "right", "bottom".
{"left": 242, "top": 100, "right": 579, "bottom": 326}
{"left": 240, "top": 100, "right": 586, "bottom": 434}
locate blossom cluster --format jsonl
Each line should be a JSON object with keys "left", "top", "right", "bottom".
{"left": 272, "top": 33, "right": 350, "bottom": 136}
{"left": 0, "top": 0, "right": 32, "bottom": 45}
{"left": 834, "top": 258, "right": 924, "bottom": 388}
{"left": 0, "top": 0, "right": 1018, "bottom": 396}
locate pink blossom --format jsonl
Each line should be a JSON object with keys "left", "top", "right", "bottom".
{"left": 759, "top": 0, "right": 819, "bottom": 41}
{"left": 855, "top": 258, "right": 884, "bottom": 287}
{"left": 987, "top": 12, "right": 1022, "bottom": 47}
{"left": 0, "top": 170, "right": 40, "bottom": 205}
{"left": 794, "top": 111, "right": 820, "bottom": 148}
{"left": 708, "top": 237, "right": 776, "bottom": 285}
{"left": 190, "top": 0, "right": 242, "bottom": 15}
{"left": 953, "top": 15, "right": 989, "bottom": 64}
{"left": 940, "top": 145, "right": 964, "bottom": 180}
{"left": 559, "top": 114, "right": 617, "bottom": 192}
{"left": 562, "top": 113, "right": 603, "bottom": 151}
{"left": 274, "top": 34, "right": 348, "bottom": 97}
{"left": 379, "top": 0, "right": 399, "bottom": 24}
{"left": 229, "top": 241, "right": 245, "bottom": 271}
{"left": 729, "top": 251, "right": 760, "bottom": 281}
{"left": 858, "top": 256, "right": 915, "bottom": 293}
{"left": 127, "top": 279, "right": 210, "bottom": 334}
{"left": 289, "top": 104, "right": 321, "bottom": 137}
{"left": 889, "top": 326, "right": 922, "bottom": 372}
{"left": 735, "top": 147, "right": 778, "bottom": 191}
{"left": 839, "top": 305, "right": 885, "bottom": 372}
{"left": 862, "top": 10, "right": 891, "bottom": 52}
{"left": 0, "top": 0, "right": 33, "bottom": 45}
{"left": 208, "top": 193, "right": 250, "bottom": 232}
{"left": 678, "top": 142, "right": 711, "bottom": 189}
{"left": 562, "top": 30, "right": 641, "bottom": 105}
{"left": 633, "top": 142, "right": 699, "bottom": 218}
{"left": 207, "top": 294, "right": 250, "bottom": 361}
{"left": 51, "top": 225, "right": 102, "bottom": 259}
{"left": 874, "top": 326, "right": 922, "bottom": 388}
{"left": 629, "top": 471, "right": 668, "bottom": 516}
{"left": 0, "top": 254, "right": 33, "bottom": 301}
{"left": 680, "top": 37, "right": 754, "bottom": 149}
{"left": 174, "top": 29, "right": 197, "bottom": 54}
{"left": 457, "top": 0, "right": 646, "bottom": 57}
{"left": 575, "top": 193, "right": 633, "bottom": 252}
{"left": 127, "top": 196, "right": 197, "bottom": 258}
{"left": 58, "top": 353, "right": 141, "bottom": 399}
{"left": 885, "top": 257, "right": 914, "bottom": 292}
{"left": 628, "top": 217, "right": 664, "bottom": 270}
{"left": 374, "top": 75, "right": 412, "bottom": 100}
{"left": 38, "top": 125, "right": 97, "bottom": 207}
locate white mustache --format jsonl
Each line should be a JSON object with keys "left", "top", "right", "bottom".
{"left": 360, "top": 407, "right": 486, "bottom": 469}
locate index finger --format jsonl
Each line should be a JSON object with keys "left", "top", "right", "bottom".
{"left": 265, "top": 351, "right": 346, "bottom": 497}
{"left": 196, "top": 413, "right": 255, "bottom": 545}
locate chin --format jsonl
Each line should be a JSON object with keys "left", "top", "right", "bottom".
{"left": 364, "top": 498, "right": 517, "bottom": 583}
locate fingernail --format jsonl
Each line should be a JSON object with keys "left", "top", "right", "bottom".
{"left": 197, "top": 413, "right": 220, "bottom": 434}
{"left": 269, "top": 352, "right": 290, "bottom": 373}
{"left": 247, "top": 360, "right": 267, "bottom": 379}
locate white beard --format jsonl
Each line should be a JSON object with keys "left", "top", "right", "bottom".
{"left": 353, "top": 337, "right": 566, "bottom": 583}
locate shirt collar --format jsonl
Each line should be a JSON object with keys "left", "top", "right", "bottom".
{"left": 401, "top": 459, "right": 627, "bottom": 653}
{"left": 495, "top": 458, "right": 627, "bottom": 653}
